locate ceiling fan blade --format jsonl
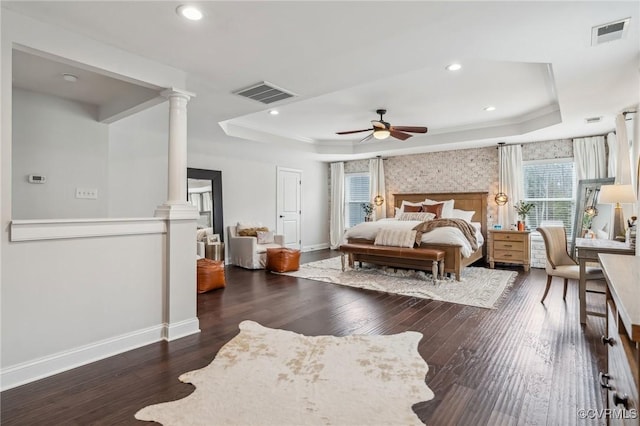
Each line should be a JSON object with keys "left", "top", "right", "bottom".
{"left": 359, "top": 133, "right": 374, "bottom": 143}
{"left": 390, "top": 126, "right": 428, "bottom": 133}
{"left": 371, "top": 120, "right": 386, "bottom": 129}
{"left": 390, "top": 130, "right": 412, "bottom": 141}
{"left": 336, "top": 128, "right": 373, "bottom": 135}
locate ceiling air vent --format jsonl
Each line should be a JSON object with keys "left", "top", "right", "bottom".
{"left": 591, "top": 18, "right": 630, "bottom": 46}
{"left": 585, "top": 116, "right": 602, "bottom": 124}
{"left": 233, "top": 81, "right": 296, "bottom": 104}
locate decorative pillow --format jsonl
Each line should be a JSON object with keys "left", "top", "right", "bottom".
{"left": 256, "top": 230, "right": 275, "bottom": 244}
{"left": 450, "top": 208, "right": 475, "bottom": 223}
{"left": 421, "top": 203, "right": 444, "bottom": 218}
{"left": 394, "top": 207, "right": 402, "bottom": 218}
{"left": 400, "top": 200, "right": 424, "bottom": 213}
{"left": 238, "top": 227, "right": 269, "bottom": 237}
{"left": 374, "top": 229, "right": 417, "bottom": 248}
{"left": 402, "top": 204, "right": 423, "bottom": 213}
{"left": 424, "top": 198, "right": 455, "bottom": 218}
{"left": 237, "top": 221, "right": 262, "bottom": 230}
{"left": 398, "top": 212, "right": 436, "bottom": 222}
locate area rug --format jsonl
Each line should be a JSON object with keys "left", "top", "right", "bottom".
{"left": 135, "top": 320, "right": 433, "bottom": 425}
{"left": 282, "top": 256, "right": 517, "bottom": 309}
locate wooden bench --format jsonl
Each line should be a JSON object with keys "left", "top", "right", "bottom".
{"left": 339, "top": 243, "right": 446, "bottom": 280}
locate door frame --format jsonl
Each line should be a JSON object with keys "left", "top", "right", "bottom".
{"left": 276, "top": 166, "right": 302, "bottom": 249}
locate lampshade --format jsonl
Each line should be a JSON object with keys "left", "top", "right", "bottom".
{"left": 373, "top": 129, "right": 390, "bottom": 140}
{"left": 598, "top": 184, "right": 637, "bottom": 205}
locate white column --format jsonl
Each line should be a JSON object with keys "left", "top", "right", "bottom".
{"left": 154, "top": 88, "right": 200, "bottom": 341}
{"left": 165, "top": 89, "right": 189, "bottom": 204}
{"left": 155, "top": 88, "right": 198, "bottom": 219}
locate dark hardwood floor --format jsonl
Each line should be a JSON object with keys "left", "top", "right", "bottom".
{"left": 1, "top": 250, "right": 608, "bottom": 425}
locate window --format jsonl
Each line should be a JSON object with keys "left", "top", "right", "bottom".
{"left": 345, "top": 173, "right": 370, "bottom": 227}
{"left": 523, "top": 159, "right": 576, "bottom": 238}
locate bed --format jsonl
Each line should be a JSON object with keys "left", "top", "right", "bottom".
{"left": 344, "top": 192, "right": 488, "bottom": 280}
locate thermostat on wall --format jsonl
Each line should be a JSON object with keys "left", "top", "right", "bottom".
{"left": 28, "top": 174, "right": 46, "bottom": 184}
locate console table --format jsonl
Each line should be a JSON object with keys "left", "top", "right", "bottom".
{"left": 598, "top": 253, "right": 639, "bottom": 423}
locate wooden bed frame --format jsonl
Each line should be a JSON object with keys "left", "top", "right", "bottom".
{"left": 346, "top": 192, "right": 488, "bottom": 280}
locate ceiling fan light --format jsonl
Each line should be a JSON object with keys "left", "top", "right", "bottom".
{"left": 373, "top": 129, "right": 390, "bottom": 140}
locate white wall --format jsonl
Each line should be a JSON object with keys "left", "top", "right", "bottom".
{"left": 1, "top": 231, "right": 165, "bottom": 372}
{"left": 12, "top": 88, "right": 109, "bottom": 219}
{"left": 108, "top": 102, "right": 168, "bottom": 217}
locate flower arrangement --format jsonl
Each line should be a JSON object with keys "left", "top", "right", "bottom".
{"left": 361, "top": 202, "right": 374, "bottom": 219}
{"left": 514, "top": 200, "right": 535, "bottom": 220}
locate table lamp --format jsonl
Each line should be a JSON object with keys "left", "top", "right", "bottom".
{"left": 598, "top": 184, "right": 637, "bottom": 240}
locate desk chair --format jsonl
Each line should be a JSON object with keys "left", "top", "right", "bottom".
{"left": 537, "top": 226, "right": 604, "bottom": 303}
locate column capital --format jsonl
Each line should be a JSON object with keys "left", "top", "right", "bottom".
{"left": 161, "top": 87, "right": 196, "bottom": 101}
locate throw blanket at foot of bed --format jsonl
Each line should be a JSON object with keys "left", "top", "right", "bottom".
{"left": 413, "top": 218, "right": 478, "bottom": 250}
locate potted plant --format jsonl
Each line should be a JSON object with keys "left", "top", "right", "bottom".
{"left": 514, "top": 200, "right": 535, "bottom": 231}
{"left": 361, "top": 202, "right": 374, "bottom": 222}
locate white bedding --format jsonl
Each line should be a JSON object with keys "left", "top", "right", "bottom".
{"left": 343, "top": 218, "right": 484, "bottom": 258}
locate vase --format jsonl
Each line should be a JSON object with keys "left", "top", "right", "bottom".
{"left": 517, "top": 221, "right": 525, "bottom": 231}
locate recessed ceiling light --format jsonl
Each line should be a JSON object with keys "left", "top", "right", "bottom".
{"left": 176, "top": 5, "right": 203, "bottom": 21}
{"left": 62, "top": 73, "right": 78, "bottom": 83}
{"left": 446, "top": 63, "right": 462, "bottom": 71}
{"left": 483, "top": 106, "right": 496, "bottom": 112}
{"left": 269, "top": 110, "right": 279, "bottom": 115}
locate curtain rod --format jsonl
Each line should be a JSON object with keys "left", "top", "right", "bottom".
{"left": 496, "top": 143, "right": 523, "bottom": 149}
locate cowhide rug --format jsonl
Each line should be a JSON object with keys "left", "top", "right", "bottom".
{"left": 135, "top": 320, "right": 434, "bottom": 425}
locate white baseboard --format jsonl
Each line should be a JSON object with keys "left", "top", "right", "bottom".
{"left": 0, "top": 324, "right": 164, "bottom": 391}
{"left": 302, "top": 243, "right": 330, "bottom": 252}
{"left": 163, "top": 317, "right": 201, "bottom": 341}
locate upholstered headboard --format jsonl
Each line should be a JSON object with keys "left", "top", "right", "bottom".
{"left": 392, "top": 192, "right": 489, "bottom": 254}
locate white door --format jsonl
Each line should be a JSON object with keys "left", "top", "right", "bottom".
{"left": 276, "top": 167, "right": 302, "bottom": 249}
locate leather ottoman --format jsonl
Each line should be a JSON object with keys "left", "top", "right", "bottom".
{"left": 197, "top": 258, "right": 225, "bottom": 293}
{"left": 266, "top": 248, "right": 301, "bottom": 272}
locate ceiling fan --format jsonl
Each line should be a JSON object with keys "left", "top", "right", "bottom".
{"left": 336, "top": 109, "right": 428, "bottom": 143}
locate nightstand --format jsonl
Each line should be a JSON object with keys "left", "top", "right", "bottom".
{"left": 488, "top": 230, "right": 531, "bottom": 271}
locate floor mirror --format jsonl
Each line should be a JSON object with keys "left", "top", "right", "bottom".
{"left": 570, "top": 177, "right": 614, "bottom": 257}
{"left": 187, "top": 168, "right": 224, "bottom": 241}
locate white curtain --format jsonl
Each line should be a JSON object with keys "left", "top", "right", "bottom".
{"left": 368, "top": 157, "right": 386, "bottom": 220}
{"left": 573, "top": 135, "right": 607, "bottom": 182}
{"left": 329, "top": 162, "right": 345, "bottom": 249}
{"left": 499, "top": 144, "right": 524, "bottom": 228}
{"left": 607, "top": 132, "right": 618, "bottom": 178}
{"left": 614, "top": 113, "right": 632, "bottom": 185}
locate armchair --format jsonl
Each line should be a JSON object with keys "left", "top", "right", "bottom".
{"left": 227, "top": 225, "right": 285, "bottom": 269}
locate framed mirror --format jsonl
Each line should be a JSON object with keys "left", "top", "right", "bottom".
{"left": 187, "top": 168, "right": 224, "bottom": 241}
{"left": 570, "top": 177, "right": 614, "bottom": 256}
